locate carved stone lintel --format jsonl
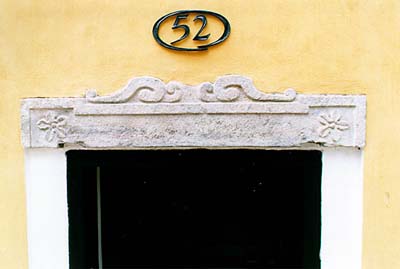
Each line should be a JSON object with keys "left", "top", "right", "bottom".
{"left": 20, "top": 75, "right": 366, "bottom": 149}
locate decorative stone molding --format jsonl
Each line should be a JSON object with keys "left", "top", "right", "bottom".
{"left": 21, "top": 75, "right": 366, "bottom": 148}
{"left": 85, "top": 75, "right": 297, "bottom": 104}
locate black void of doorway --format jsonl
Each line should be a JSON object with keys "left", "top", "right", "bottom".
{"left": 67, "top": 150, "right": 321, "bottom": 269}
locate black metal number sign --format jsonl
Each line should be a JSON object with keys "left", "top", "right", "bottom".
{"left": 153, "top": 10, "right": 231, "bottom": 51}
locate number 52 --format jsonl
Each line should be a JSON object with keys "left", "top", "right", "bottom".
{"left": 171, "top": 14, "right": 210, "bottom": 44}
{"left": 152, "top": 10, "right": 231, "bottom": 51}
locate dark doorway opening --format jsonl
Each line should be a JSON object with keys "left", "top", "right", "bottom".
{"left": 67, "top": 150, "right": 321, "bottom": 269}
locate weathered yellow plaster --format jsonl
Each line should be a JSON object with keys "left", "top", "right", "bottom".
{"left": 1, "top": 1, "right": 400, "bottom": 268}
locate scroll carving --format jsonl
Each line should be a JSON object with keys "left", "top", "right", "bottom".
{"left": 199, "top": 75, "right": 296, "bottom": 102}
{"left": 85, "top": 75, "right": 296, "bottom": 103}
{"left": 86, "top": 77, "right": 182, "bottom": 103}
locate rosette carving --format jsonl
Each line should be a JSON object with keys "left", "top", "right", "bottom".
{"left": 318, "top": 112, "right": 350, "bottom": 142}
{"left": 36, "top": 112, "right": 67, "bottom": 142}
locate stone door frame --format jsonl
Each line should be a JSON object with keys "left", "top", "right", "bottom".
{"left": 21, "top": 75, "right": 366, "bottom": 269}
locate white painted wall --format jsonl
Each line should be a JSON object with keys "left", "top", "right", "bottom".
{"left": 25, "top": 149, "right": 69, "bottom": 269}
{"left": 321, "top": 148, "right": 364, "bottom": 269}
{"left": 24, "top": 148, "right": 363, "bottom": 269}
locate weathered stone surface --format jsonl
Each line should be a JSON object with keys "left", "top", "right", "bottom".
{"left": 21, "top": 75, "right": 366, "bottom": 149}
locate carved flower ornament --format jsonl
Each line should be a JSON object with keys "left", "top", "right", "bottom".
{"left": 318, "top": 112, "right": 349, "bottom": 142}
{"left": 36, "top": 113, "right": 67, "bottom": 142}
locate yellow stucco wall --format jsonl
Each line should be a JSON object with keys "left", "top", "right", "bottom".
{"left": 1, "top": 0, "right": 399, "bottom": 268}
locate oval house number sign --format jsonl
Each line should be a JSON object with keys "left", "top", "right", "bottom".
{"left": 153, "top": 10, "right": 231, "bottom": 51}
